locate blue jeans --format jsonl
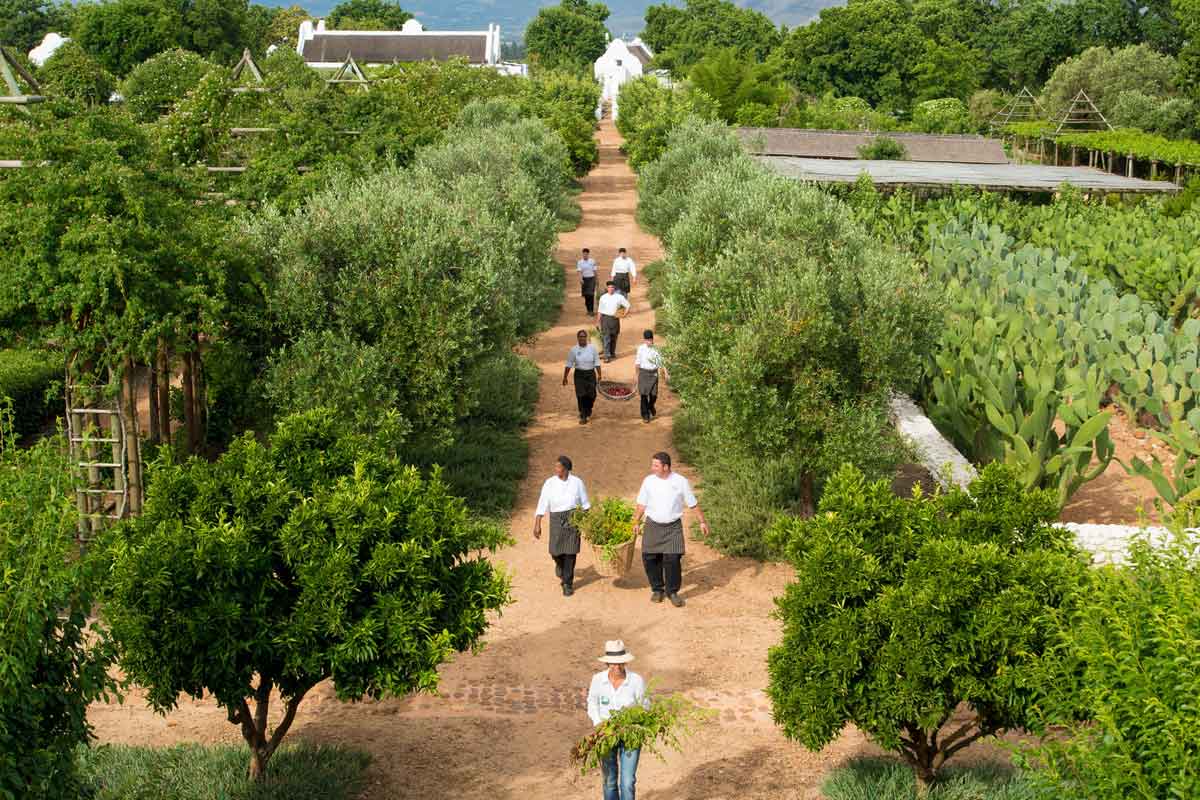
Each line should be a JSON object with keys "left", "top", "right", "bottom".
{"left": 600, "top": 744, "right": 640, "bottom": 800}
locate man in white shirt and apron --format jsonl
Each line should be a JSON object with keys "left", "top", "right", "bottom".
{"left": 565, "top": 329, "right": 603, "bottom": 424}
{"left": 587, "top": 639, "right": 648, "bottom": 800}
{"left": 596, "top": 281, "right": 632, "bottom": 362}
{"left": 534, "top": 455, "right": 591, "bottom": 596}
{"left": 634, "top": 329, "right": 667, "bottom": 424}
{"left": 578, "top": 248, "right": 598, "bottom": 315}
{"left": 633, "top": 452, "right": 710, "bottom": 607}
{"left": 611, "top": 248, "right": 637, "bottom": 296}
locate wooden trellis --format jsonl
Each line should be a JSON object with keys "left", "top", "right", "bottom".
{"left": 327, "top": 52, "right": 370, "bottom": 91}
{"left": 1054, "top": 90, "right": 1113, "bottom": 135}
{"left": 0, "top": 45, "right": 45, "bottom": 111}
{"left": 66, "top": 372, "right": 142, "bottom": 543}
{"left": 230, "top": 48, "right": 270, "bottom": 94}
{"left": 989, "top": 87, "right": 1043, "bottom": 133}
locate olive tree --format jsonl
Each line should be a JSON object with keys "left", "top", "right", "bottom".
{"left": 101, "top": 408, "right": 512, "bottom": 780}
{"left": 767, "top": 463, "right": 1088, "bottom": 793}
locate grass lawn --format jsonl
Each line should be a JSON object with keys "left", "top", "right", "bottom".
{"left": 79, "top": 741, "right": 370, "bottom": 800}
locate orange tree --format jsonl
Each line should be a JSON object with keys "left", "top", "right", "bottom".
{"left": 99, "top": 408, "right": 512, "bottom": 780}
{"left": 767, "top": 463, "right": 1087, "bottom": 793}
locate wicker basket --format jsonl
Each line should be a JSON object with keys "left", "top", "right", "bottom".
{"left": 590, "top": 538, "right": 636, "bottom": 577}
{"left": 598, "top": 380, "right": 635, "bottom": 401}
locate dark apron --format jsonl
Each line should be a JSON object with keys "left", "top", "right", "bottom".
{"left": 642, "top": 518, "right": 684, "bottom": 555}
{"left": 581, "top": 275, "right": 596, "bottom": 298}
{"left": 549, "top": 510, "right": 581, "bottom": 556}
{"left": 574, "top": 367, "right": 597, "bottom": 400}
{"left": 638, "top": 367, "right": 659, "bottom": 397}
{"left": 600, "top": 314, "right": 621, "bottom": 337}
{"left": 613, "top": 272, "right": 631, "bottom": 295}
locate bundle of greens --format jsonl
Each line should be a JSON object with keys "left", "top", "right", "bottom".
{"left": 570, "top": 692, "right": 714, "bottom": 775}
{"left": 572, "top": 497, "right": 635, "bottom": 563}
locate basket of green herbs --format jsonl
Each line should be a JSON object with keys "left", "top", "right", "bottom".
{"left": 573, "top": 497, "right": 636, "bottom": 576}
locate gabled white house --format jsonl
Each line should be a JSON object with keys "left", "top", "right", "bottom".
{"left": 297, "top": 18, "right": 526, "bottom": 76}
{"left": 593, "top": 37, "right": 653, "bottom": 103}
{"left": 29, "top": 32, "right": 68, "bottom": 67}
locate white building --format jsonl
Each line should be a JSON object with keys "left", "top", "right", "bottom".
{"left": 593, "top": 37, "right": 653, "bottom": 103}
{"left": 28, "top": 32, "right": 68, "bottom": 67}
{"left": 297, "top": 18, "right": 525, "bottom": 76}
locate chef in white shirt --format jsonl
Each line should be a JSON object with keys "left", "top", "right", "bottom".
{"left": 611, "top": 248, "right": 637, "bottom": 296}
{"left": 587, "top": 639, "right": 649, "bottom": 800}
{"left": 578, "top": 248, "right": 598, "bottom": 315}
{"left": 534, "top": 455, "right": 591, "bottom": 596}
{"left": 632, "top": 452, "right": 709, "bottom": 607}
{"left": 596, "top": 281, "right": 632, "bottom": 362}
{"left": 634, "top": 329, "right": 667, "bottom": 424}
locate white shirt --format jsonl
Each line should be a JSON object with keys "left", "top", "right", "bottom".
{"left": 535, "top": 474, "right": 590, "bottom": 516}
{"left": 636, "top": 472, "right": 698, "bottom": 524}
{"left": 635, "top": 343, "right": 661, "bottom": 370}
{"left": 611, "top": 256, "right": 637, "bottom": 279}
{"left": 587, "top": 669, "right": 648, "bottom": 726}
{"left": 597, "top": 292, "right": 631, "bottom": 317}
{"left": 577, "top": 258, "right": 597, "bottom": 278}
{"left": 567, "top": 344, "right": 601, "bottom": 370}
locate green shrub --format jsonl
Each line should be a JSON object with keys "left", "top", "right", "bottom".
{"left": 910, "top": 98, "right": 971, "bottom": 134}
{"left": 120, "top": 48, "right": 211, "bottom": 122}
{"left": 0, "top": 348, "right": 64, "bottom": 436}
{"left": 857, "top": 135, "right": 908, "bottom": 160}
{"left": 768, "top": 463, "right": 1088, "bottom": 791}
{"left": 403, "top": 423, "right": 530, "bottom": 519}
{"left": 636, "top": 117, "right": 744, "bottom": 237}
{"left": 823, "top": 758, "right": 1041, "bottom": 800}
{"left": 464, "top": 352, "right": 540, "bottom": 428}
{"left": 101, "top": 409, "right": 512, "bottom": 780}
{"left": 1017, "top": 533, "right": 1200, "bottom": 799}
{"left": 573, "top": 497, "right": 635, "bottom": 562}
{"left": 615, "top": 76, "right": 720, "bottom": 170}
{"left": 1, "top": 414, "right": 116, "bottom": 800}
{"left": 79, "top": 741, "right": 370, "bottom": 800}
{"left": 38, "top": 40, "right": 115, "bottom": 106}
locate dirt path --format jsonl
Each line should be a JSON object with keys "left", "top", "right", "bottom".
{"left": 88, "top": 120, "right": 1014, "bottom": 799}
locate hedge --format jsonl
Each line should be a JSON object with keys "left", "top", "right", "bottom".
{"left": 0, "top": 349, "right": 64, "bottom": 437}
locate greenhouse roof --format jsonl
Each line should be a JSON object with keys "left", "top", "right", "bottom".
{"left": 757, "top": 156, "right": 1181, "bottom": 194}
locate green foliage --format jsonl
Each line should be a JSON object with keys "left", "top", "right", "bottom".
{"left": 0, "top": 0, "right": 74, "bottom": 53}
{"left": 1056, "top": 127, "right": 1200, "bottom": 167}
{"left": 327, "top": 0, "right": 411, "bottom": 30}
{"left": 1109, "top": 90, "right": 1199, "bottom": 139}
{"left": 767, "top": 463, "right": 1087, "bottom": 787}
{"left": 0, "top": 348, "right": 64, "bottom": 436}
{"left": 641, "top": 0, "right": 780, "bottom": 75}
{"left": 403, "top": 423, "right": 530, "bottom": 519}
{"left": 524, "top": 0, "right": 608, "bottom": 74}
{"left": 463, "top": 351, "right": 541, "bottom": 429}
{"left": 1041, "top": 44, "right": 1179, "bottom": 117}
{"left": 37, "top": 40, "right": 116, "bottom": 106}
{"left": 823, "top": 758, "right": 1040, "bottom": 800}
{"left": 0, "top": 412, "right": 117, "bottom": 800}
{"left": 101, "top": 408, "right": 512, "bottom": 777}
{"left": 636, "top": 116, "right": 743, "bottom": 236}
{"left": 121, "top": 48, "right": 212, "bottom": 122}
{"left": 570, "top": 691, "right": 713, "bottom": 774}
{"left": 614, "top": 76, "right": 720, "bottom": 170}
{"left": 641, "top": 126, "right": 938, "bottom": 551}
{"left": 1017, "top": 534, "right": 1200, "bottom": 799}
{"left": 687, "top": 48, "right": 788, "bottom": 124}
{"left": 1124, "top": 408, "right": 1200, "bottom": 520}
{"left": 857, "top": 135, "right": 907, "bottom": 159}
{"left": 573, "top": 497, "right": 635, "bottom": 562}
{"left": 910, "top": 97, "right": 971, "bottom": 134}
{"left": 80, "top": 742, "right": 370, "bottom": 800}
{"left": 787, "top": 93, "right": 898, "bottom": 132}
{"left": 72, "top": 0, "right": 184, "bottom": 76}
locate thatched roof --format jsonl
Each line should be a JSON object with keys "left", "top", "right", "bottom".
{"left": 738, "top": 128, "right": 1009, "bottom": 165}
{"left": 300, "top": 32, "right": 488, "bottom": 65}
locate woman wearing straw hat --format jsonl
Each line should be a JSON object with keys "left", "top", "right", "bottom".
{"left": 587, "top": 640, "right": 648, "bottom": 800}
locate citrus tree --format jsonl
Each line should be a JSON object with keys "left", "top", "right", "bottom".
{"left": 101, "top": 408, "right": 512, "bottom": 780}
{"left": 767, "top": 463, "right": 1088, "bottom": 793}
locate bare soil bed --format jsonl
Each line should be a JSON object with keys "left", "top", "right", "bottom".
{"left": 89, "top": 120, "right": 1014, "bottom": 798}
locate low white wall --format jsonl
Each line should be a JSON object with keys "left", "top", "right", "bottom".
{"left": 889, "top": 393, "right": 1192, "bottom": 565}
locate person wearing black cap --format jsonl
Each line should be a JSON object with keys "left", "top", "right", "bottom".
{"left": 634, "top": 329, "right": 667, "bottom": 424}
{"left": 534, "top": 455, "right": 591, "bottom": 596}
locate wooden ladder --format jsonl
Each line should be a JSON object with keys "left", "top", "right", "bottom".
{"left": 65, "top": 380, "right": 131, "bottom": 543}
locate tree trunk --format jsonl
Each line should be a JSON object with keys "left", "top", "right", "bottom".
{"left": 121, "top": 359, "right": 143, "bottom": 514}
{"left": 148, "top": 365, "right": 160, "bottom": 445}
{"left": 798, "top": 472, "right": 816, "bottom": 517}
{"left": 181, "top": 350, "right": 198, "bottom": 455}
{"left": 156, "top": 339, "right": 171, "bottom": 446}
{"left": 914, "top": 767, "right": 935, "bottom": 798}
{"left": 230, "top": 679, "right": 312, "bottom": 783}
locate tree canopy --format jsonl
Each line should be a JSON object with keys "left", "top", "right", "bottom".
{"left": 642, "top": 0, "right": 780, "bottom": 74}
{"left": 327, "top": 0, "right": 411, "bottom": 30}
{"left": 524, "top": 0, "right": 609, "bottom": 74}
{"left": 101, "top": 409, "right": 512, "bottom": 779}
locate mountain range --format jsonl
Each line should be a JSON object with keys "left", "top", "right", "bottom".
{"left": 271, "top": 0, "right": 844, "bottom": 40}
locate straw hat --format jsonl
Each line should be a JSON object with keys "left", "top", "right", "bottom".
{"left": 598, "top": 639, "right": 635, "bottom": 664}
